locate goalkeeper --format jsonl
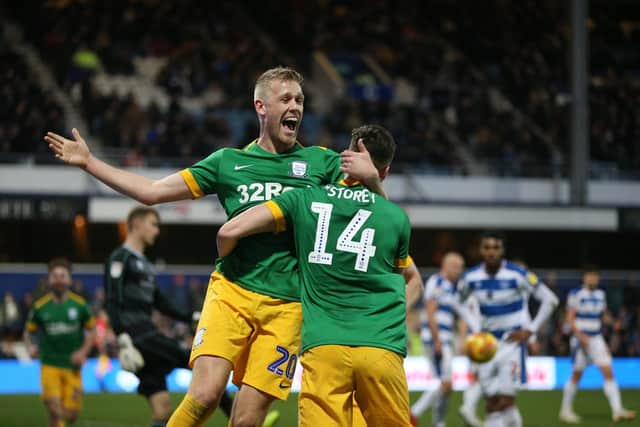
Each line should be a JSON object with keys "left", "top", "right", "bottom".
{"left": 104, "top": 206, "right": 233, "bottom": 427}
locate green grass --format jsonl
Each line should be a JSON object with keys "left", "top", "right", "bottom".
{"left": 0, "top": 390, "right": 637, "bottom": 427}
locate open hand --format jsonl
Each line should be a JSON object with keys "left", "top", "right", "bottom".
{"left": 340, "top": 139, "right": 378, "bottom": 182}
{"left": 44, "top": 128, "right": 91, "bottom": 168}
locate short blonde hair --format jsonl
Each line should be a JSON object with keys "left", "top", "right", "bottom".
{"left": 254, "top": 66, "right": 303, "bottom": 101}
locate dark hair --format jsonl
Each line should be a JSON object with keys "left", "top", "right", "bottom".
{"left": 48, "top": 257, "right": 72, "bottom": 274}
{"left": 127, "top": 206, "right": 159, "bottom": 231}
{"left": 582, "top": 264, "right": 600, "bottom": 275}
{"left": 349, "top": 124, "right": 396, "bottom": 169}
{"left": 480, "top": 230, "right": 506, "bottom": 245}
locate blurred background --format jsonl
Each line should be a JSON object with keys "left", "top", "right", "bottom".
{"left": 0, "top": 0, "right": 640, "bottom": 413}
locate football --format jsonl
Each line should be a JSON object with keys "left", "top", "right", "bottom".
{"left": 465, "top": 331, "right": 498, "bottom": 363}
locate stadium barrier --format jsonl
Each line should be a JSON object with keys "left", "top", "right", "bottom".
{"left": 1, "top": 356, "right": 639, "bottom": 394}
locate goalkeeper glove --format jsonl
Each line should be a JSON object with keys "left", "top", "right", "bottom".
{"left": 117, "top": 333, "right": 145, "bottom": 373}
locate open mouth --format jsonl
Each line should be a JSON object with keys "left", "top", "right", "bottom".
{"left": 282, "top": 117, "right": 298, "bottom": 132}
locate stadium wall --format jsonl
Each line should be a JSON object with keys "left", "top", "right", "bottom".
{"left": 1, "top": 357, "right": 638, "bottom": 394}
{"left": 3, "top": 165, "right": 640, "bottom": 206}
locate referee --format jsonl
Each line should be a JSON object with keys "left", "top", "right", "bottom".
{"left": 104, "top": 206, "right": 233, "bottom": 427}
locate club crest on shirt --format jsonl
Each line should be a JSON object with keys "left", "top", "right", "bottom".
{"left": 193, "top": 327, "right": 207, "bottom": 348}
{"left": 110, "top": 261, "right": 123, "bottom": 279}
{"left": 68, "top": 307, "right": 78, "bottom": 320}
{"left": 289, "top": 161, "right": 308, "bottom": 178}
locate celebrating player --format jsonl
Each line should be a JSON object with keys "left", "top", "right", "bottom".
{"left": 217, "top": 124, "right": 423, "bottom": 427}
{"left": 103, "top": 206, "right": 236, "bottom": 426}
{"left": 559, "top": 267, "right": 636, "bottom": 423}
{"left": 24, "top": 258, "right": 96, "bottom": 427}
{"left": 45, "top": 66, "right": 383, "bottom": 427}
{"left": 458, "top": 231, "right": 558, "bottom": 427}
{"left": 411, "top": 252, "right": 465, "bottom": 427}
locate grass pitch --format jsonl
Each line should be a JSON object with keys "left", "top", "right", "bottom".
{"left": 1, "top": 390, "right": 638, "bottom": 426}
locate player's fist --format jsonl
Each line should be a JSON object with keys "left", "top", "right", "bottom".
{"left": 117, "top": 333, "right": 145, "bottom": 373}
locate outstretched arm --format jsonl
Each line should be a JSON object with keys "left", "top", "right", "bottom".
{"left": 217, "top": 204, "right": 278, "bottom": 257}
{"left": 45, "top": 128, "right": 192, "bottom": 205}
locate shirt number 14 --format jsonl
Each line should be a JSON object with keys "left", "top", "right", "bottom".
{"left": 308, "top": 202, "right": 377, "bottom": 272}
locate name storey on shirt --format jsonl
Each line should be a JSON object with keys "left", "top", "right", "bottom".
{"left": 326, "top": 185, "right": 376, "bottom": 203}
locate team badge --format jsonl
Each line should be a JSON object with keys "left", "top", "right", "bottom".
{"left": 193, "top": 327, "right": 207, "bottom": 348}
{"left": 289, "top": 161, "right": 308, "bottom": 178}
{"left": 110, "top": 261, "right": 123, "bottom": 279}
{"left": 68, "top": 307, "right": 78, "bottom": 320}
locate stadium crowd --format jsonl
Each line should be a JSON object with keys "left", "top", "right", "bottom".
{"left": 2, "top": 272, "right": 640, "bottom": 360}
{"left": 0, "top": 47, "right": 66, "bottom": 163}
{"left": 2, "top": 0, "right": 639, "bottom": 176}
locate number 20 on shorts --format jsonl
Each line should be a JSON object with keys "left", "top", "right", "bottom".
{"left": 267, "top": 345, "right": 298, "bottom": 380}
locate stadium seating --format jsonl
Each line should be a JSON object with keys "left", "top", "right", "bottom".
{"left": 3, "top": 0, "right": 639, "bottom": 175}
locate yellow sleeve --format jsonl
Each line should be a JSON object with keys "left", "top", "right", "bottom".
{"left": 395, "top": 255, "right": 414, "bottom": 269}
{"left": 265, "top": 200, "right": 287, "bottom": 233}
{"left": 179, "top": 169, "right": 205, "bottom": 199}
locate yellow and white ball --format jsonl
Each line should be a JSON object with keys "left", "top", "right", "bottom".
{"left": 465, "top": 331, "right": 498, "bottom": 363}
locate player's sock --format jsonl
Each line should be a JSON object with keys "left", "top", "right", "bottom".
{"left": 603, "top": 379, "right": 623, "bottom": 413}
{"left": 484, "top": 411, "right": 505, "bottom": 427}
{"left": 411, "top": 388, "right": 441, "bottom": 417}
{"left": 561, "top": 380, "right": 577, "bottom": 412}
{"left": 219, "top": 391, "right": 234, "bottom": 418}
{"left": 462, "top": 381, "right": 482, "bottom": 412}
{"left": 56, "top": 420, "right": 66, "bottom": 427}
{"left": 151, "top": 420, "right": 167, "bottom": 427}
{"left": 502, "top": 406, "right": 523, "bottom": 427}
{"left": 433, "top": 393, "right": 449, "bottom": 425}
{"left": 167, "top": 394, "right": 212, "bottom": 427}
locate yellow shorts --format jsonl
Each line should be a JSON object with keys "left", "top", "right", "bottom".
{"left": 40, "top": 364, "right": 82, "bottom": 411}
{"left": 299, "top": 345, "right": 411, "bottom": 427}
{"left": 190, "top": 271, "right": 302, "bottom": 400}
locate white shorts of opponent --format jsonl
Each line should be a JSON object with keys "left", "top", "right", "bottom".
{"left": 571, "top": 334, "right": 612, "bottom": 371}
{"left": 477, "top": 340, "right": 527, "bottom": 397}
{"left": 424, "top": 342, "right": 454, "bottom": 382}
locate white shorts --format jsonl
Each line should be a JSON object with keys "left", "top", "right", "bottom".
{"left": 477, "top": 340, "right": 526, "bottom": 397}
{"left": 423, "top": 342, "right": 453, "bottom": 382}
{"left": 571, "top": 334, "right": 612, "bottom": 371}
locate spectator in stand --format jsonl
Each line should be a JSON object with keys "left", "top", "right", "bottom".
{"left": 1, "top": 292, "right": 23, "bottom": 341}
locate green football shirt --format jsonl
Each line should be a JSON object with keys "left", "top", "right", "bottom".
{"left": 26, "top": 292, "right": 94, "bottom": 369}
{"left": 180, "top": 140, "right": 343, "bottom": 301}
{"left": 266, "top": 180, "right": 412, "bottom": 355}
